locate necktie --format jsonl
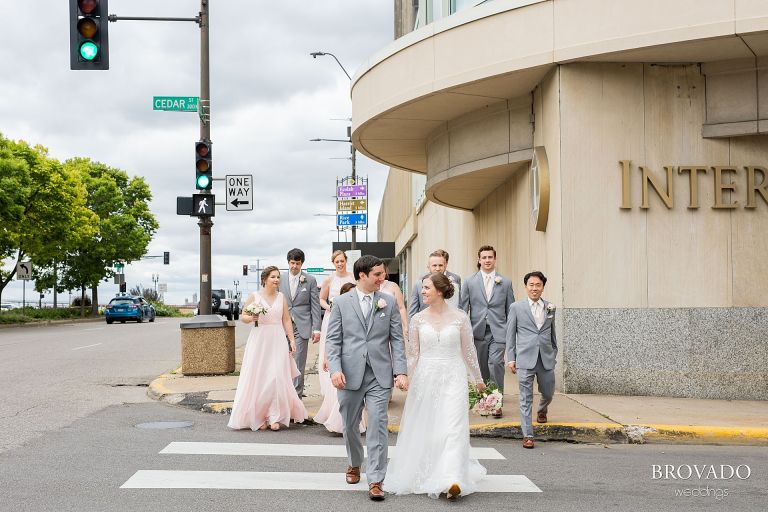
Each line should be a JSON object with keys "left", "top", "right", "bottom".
{"left": 484, "top": 274, "right": 493, "bottom": 301}
{"left": 534, "top": 302, "right": 545, "bottom": 329}
{"left": 362, "top": 295, "right": 371, "bottom": 320}
{"left": 290, "top": 276, "right": 298, "bottom": 297}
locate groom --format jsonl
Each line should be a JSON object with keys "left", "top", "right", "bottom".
{"left": 325, "top": 255, "right": 408, "bottom": 501}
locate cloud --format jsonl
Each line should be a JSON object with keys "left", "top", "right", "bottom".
{"left": 0, "top": 0, "right": 393, "bottom": 305}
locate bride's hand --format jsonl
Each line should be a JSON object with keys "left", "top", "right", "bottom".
{"left": 476, "top": 382, "right": 486, "bottom": 392}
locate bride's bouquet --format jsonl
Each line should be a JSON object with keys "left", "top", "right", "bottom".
{"left": 468, "top": 382, "right": 503, "bottom": 417}
{"left": 243, "top": 303, "right": 268, "bottom": 326}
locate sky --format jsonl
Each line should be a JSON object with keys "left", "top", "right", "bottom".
{"left": 0, "top": 0, "right": 395, "bottom": 305}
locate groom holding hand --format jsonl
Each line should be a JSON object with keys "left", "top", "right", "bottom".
{"left": 325, "top": 255, "right": 408, "bottom": 501}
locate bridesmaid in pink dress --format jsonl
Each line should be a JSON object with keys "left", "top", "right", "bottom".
{"left": 228, "top": 266, "right": 308, "bottom": 432}
{"left": 314, "top": 250, "right": 364, "bottom": 433}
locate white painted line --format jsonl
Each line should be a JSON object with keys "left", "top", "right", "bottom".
{"left": 160, "top": 442, "right": 505, "bottom": 460}
{"left": 83, "top": 327, "right": 105, "bottom": 331}
{"left": 71, "top": 343, "right": 102, "bottom": 351}
{"left": 121, "top": 471, "right": 541, "bottom": 492}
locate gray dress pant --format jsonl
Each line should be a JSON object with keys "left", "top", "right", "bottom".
{"left": 292, "top": 325, "right": 309, "bottom": 396}
{"left": 517, "top": 353, "right": 555, "bottom": 437}
{"left": 338, "top": 363, "right": 391, "bottom": 484}
{"left": 475, "top": 325, "right": 506, "bottom": 391}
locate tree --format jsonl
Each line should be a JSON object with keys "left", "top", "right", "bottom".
{"left": 60, "top": 158, "right": 158, "bottom": 315}
{"left": 0, "top": 134, "right": 96, "bottom": 304}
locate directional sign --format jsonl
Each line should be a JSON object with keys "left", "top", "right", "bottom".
{"left": 305, "top": 268, "right": 325, "bottom": 273}
{"left": 226, "top": 174, "right": 253, "bottom": 211}
{"left": 337, "top": 185, "right": 367, "bottom": 198}
{"left": 337, "top": 199, "right": 367, "bottom": 212}
{"left": 153, "top": 96, "right": 199, "bottom": 112}
{"left": 16, "top": 261, "right": 32, "bottom": 280}
{"left": 337, "top": 213, "right": 367, "bottom": 227}
{"left": 192, "top": 194, "right": 215, "bottom": 217}
{"left": 158, "top": 284, "right": 168, "bottom": 293}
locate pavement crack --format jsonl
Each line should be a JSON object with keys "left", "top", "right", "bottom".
{"left": 561, "top": 394, "right": 625, "bottom": 426}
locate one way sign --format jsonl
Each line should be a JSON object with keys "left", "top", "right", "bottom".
{"left": 226, "top": 174, "right": 253, "bottom": 212}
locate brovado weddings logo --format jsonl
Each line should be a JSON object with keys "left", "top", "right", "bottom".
{"left": 652, "top": 464, "right": 752, "bottom": 501}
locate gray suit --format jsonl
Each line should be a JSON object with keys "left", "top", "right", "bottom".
{"left": 459, "top": 271, "right": 515, "bottom": 390}
{"left": 505, "top": 298, "right": 558, "bottom": 438}
{"left": 325, "top": 289, "right": 407, "bottom": 484}
{"left": 279, "top": 271, "right": 321, "bottom": 396}
{"left": 408, "top": 271, "right": 462, "bottom": 318}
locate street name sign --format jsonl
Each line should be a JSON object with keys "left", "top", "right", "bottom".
{"left": 153, "top": 96, "right": 199, "bottom": 112}
{"left": 305, "top": 268, "right": 324, "bottom": 273}
{"left": 337, "top": 184, "right": 367, "bottom": 198}
{"left": 226, "top": 174, "right": 253, "bottom": 211}
{"left": 16, "top": 261, "right": 32, "bottom": 280}
{"left": 337, "top": 213, "right": 367, "bottom": 227}
{"left": 337, "top": 199, "right": 367, "bottom": 212}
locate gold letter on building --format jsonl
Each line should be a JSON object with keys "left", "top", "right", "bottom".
{"left": 678, "top": 166, "right": 709, "bottom": 209}
{"left": 640, "top": 165, "right": 674, "bottom": 209}
{"left": 712, "top": 166, "right": 739, "bottom": 209}
{"left": 746, "top": 166, "right": 768, "bottom": 208}
{"left": 620, "top": 160, "right": 632, "bottom": 209}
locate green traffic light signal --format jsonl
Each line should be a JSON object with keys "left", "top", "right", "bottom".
{"left": 196, "top": 174, "right": 211, "bottom": 189}
{"left": 79, "top": 41, "right": 99, "bottom": 60}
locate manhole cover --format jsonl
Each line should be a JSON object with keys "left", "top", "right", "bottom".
{"left": 135, "top": 421, "right": 194, "bottom": 429}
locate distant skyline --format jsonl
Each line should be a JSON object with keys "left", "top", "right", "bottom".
{"left": 0, "top": 1, "right": 394, "bottom": 305}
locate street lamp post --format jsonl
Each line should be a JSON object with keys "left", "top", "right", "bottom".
{"left": 152, "top": 273, "right": 159, "bottom": 293}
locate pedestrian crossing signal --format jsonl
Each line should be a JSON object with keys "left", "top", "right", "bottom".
{"left": 69, "top": 0, "right": 110, "bottom": 70}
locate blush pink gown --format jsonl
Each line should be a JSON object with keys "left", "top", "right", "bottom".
{"left": 314, "top": 273, "right": 366, "bottom": 434}
{"left": 228, "top": 292, "right": 308, "bottom": 430}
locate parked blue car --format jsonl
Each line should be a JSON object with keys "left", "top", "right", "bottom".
{"left": 105, "top": 295, "right": 156, "bottom": 324}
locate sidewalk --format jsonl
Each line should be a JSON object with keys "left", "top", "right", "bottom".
{"left": 149, "top": 341, "right": 768, "bottom": 446}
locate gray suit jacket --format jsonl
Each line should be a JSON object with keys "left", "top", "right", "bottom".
{"left": 325, "top": 290, "right": 408, "bottom": 391}
{"left": 459, "top": 271, "right": 515, "bottom": 342}
{"left": 279, "top": 271, "right": 321, "bottom": 339}
{"left": 408, "top": 271, "right": 462, "bottom": 318}
{"left": 505, "top": 299, "right": 558, "bottom": 370}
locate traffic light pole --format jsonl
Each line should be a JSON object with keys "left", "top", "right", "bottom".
{"left": 198, "top": 0, "right": 213, "bottom": 315}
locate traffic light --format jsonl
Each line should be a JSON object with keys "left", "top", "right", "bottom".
{"left": 163, "top": 251, "right": 170, "bottom": 265}
{"left": 69, "top": 0, "right": 110, "bottom": 70}
{"left": 195, "top": 140, "right": 212, "bottom": 190}
{"left": 242, "top": 265, "right": 248, "bottom": 276}
{"left": 119, "top": 282, "right": 126, "bottom": 293}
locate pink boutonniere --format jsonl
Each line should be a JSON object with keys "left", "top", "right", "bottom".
{"left": 494, "top": 276, "right": 502, "bottom": 285}
{"left": 375, "top": 298, "right": 387, "bottom": 311}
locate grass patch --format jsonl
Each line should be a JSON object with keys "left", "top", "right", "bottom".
{"left": 0, "top": 307, "right": 88, "bottom": 324}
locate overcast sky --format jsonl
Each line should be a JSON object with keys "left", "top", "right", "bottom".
{"left": 0, "top": 0, "right": 394, "bottom": 305}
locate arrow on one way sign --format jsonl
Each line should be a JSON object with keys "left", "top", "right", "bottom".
{"left": 230, "top": 198, "right": 250, "bottom": 208}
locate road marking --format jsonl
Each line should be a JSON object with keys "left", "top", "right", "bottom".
{"left": 121, "top": 471, "right": 541, "bottom": 492}
{"left": 83, "top": 327, "right": 105, "bottom": 332}
{"left": 71, "top": 343, "right": 102, "bottom": 351}
{"left": 160, "top": 442, "right": 506, "bottom": 460}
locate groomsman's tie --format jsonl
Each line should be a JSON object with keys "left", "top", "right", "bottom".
{"left": 534, "top": 301, "right": 545, "bottom": 329}
{"left": 484, "top": 274, "right": 493, "bottom": 301}
{"left": 362, "top": 295, "right": 372, "bottom": 320}
{"left": 290, "top": 275, "right": 298, "bottom": 298}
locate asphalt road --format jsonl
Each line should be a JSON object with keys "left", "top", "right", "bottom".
{"left": 0, "top": 320, "right": 766, "bottom": 511}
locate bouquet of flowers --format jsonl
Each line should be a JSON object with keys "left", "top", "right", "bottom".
{"left": 243, "top": 303, "right": 268, "bottom": 326}
{"left": 468, "top": 381, "right": 503, "bottom": 417}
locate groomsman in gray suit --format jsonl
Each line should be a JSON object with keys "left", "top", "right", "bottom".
{"left": 326, "top": 255, "right": 408, "bottom": 501}
{"left": 279, "top": 248, "right": 321, "bottom": 397}
{"left": 506, "top": 271, "right": 557, "bottom": 449}
{"left": 459, "top": 245, "right": 515, "bottom": 414}
{"left": 408, "top": 249, "right": 462, "bottom": 317}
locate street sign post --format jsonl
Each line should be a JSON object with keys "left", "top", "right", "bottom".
{"left": 16, "top": 261, "right": 32, "bottom": 280}
{"left": 337, "top": 213, "right": 367, "bottom": 227}
{"left": 225, "top": 174, "right": 253, "bottom": 211}
{"left": 153, "top": 96, "right": 199, "bottom": 112}
{"left": 336, "top": 198, "right": 367, "bottom": 212}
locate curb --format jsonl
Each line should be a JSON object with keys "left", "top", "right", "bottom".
{"left": 0, "top": 316, "right": 105, "bottom": 329}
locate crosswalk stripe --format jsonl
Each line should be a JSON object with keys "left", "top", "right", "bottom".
{"left": 160, "top": 442, "right": 506, "bottom": 460}
{"left": 121, "top": 471, "right": 541, "bottom": 493}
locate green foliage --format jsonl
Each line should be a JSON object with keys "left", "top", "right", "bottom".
{"left": 0, "top": 307, "right": 85, "bottom": 324}
{"left": 467, "top": 380, "right": 500, "bottom": 409}
{"left": 151, "top": 302, "right": 190, "bottom": 317}
{"left": 130, "top": 284, "right": 161, "bottom": 303}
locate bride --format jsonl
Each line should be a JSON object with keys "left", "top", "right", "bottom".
{"left": 385, "top": 272, "right": 487, "bottom": 500}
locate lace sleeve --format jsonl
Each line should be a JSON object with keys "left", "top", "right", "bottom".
{"left": 407, "top": 314, "right": 421, "bottom": 376}
{"left": 459, "top": 310, "right": 483, "bottom": 384}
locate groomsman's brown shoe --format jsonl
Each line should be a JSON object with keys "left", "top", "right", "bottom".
{"left": 368, "top": 481, "right": 385, "bottom": 501}
{"left": 447, "top": 483, "right": 461, "bottom": 501}
{"left": 345, "top": 466, "right": 360, "bottom": 484}
{"left": 537, "top": 412, "right": 547, "bottom": 423}
{"left": 522, "top": 437, "right": 535, "bottom": 449}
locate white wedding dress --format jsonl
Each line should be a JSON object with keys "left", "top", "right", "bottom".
{"left": 385, "top": 307, "right": 487, "bottom": 499}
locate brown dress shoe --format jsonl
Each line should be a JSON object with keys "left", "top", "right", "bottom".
{"left": 523, "top": 437, "right": 535, "bottom": 449}
{"left": 447, "top": 483, "right": 461, "bottom": 501}
{"left": 537, "top": 412, "right": 547, "bottom": 423}
{"left": 368, "top": 481, "right": 385, "bottom": 501}
{"left": 345, "top": 466, "right": 360, "bottom": 484}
